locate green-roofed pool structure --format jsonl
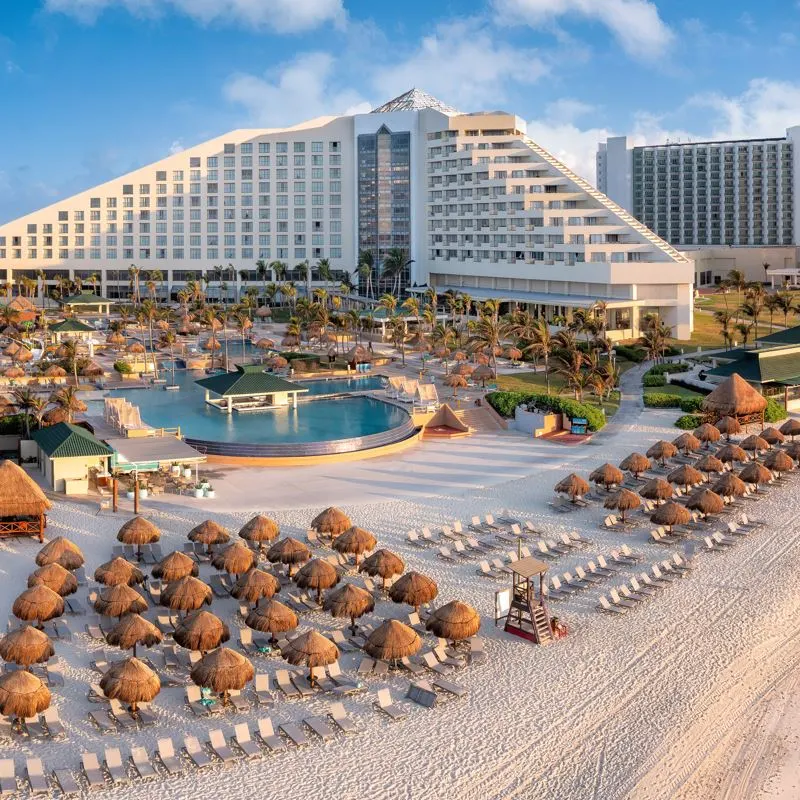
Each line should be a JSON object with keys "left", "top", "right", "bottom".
{"left": 195, "top": 364, "right": 309, "bottom": 413}
{"left": 58, "top": 291, "right": 112, "bottom": 314}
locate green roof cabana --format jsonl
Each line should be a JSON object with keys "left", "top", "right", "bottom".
{"left": 31, "top": 422, "right": 112, "bottom": 494}
{"left": 195, "top": 364, "right": 308, "bottom": 413}
{"left": 58, "top": 292, "right": 112, "bottom": 315}
{"left": 49, "top": 318, "right": 96, "bottom": 343}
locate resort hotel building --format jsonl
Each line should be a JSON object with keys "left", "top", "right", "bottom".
{"left": 597, "top": 128, "right": 800, "bottom": 287}
{"left": 0, "top": 89, "right": 693, "bottom": 339}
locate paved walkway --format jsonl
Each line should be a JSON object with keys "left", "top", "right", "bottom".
{"left": 591, "top": 362, "right": 648, "bottom": 442}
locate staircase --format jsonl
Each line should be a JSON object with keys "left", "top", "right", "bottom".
{"left": 532, "top": 606, "right": 553, "bottom": 645}
{"left": 454, "top": 407, "right": 506, "bottom": 433}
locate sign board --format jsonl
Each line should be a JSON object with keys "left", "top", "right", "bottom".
{"left": 494, "top": 589, "right": 511, "bottom": 625}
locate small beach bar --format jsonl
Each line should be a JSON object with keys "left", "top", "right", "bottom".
{"left": 195, "top": 364, "right": 308, "bottom": 414}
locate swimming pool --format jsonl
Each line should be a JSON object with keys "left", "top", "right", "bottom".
{"left": 297, "top": 375, "right": 386, "bottom": 396}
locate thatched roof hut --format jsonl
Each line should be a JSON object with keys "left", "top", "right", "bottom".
{"left": 425, "top": 600, "right": 481, "bottom": 642}
{"left": 27, "top": 563, "right": 77, "bottom": 597}
{"left": 359, "top": 549, "right": 405, "bottom": 590}
{"left": 245, "top": 599, "right": 298, "bottom": 645}
{"left": 231, "top": 568, "right": 280, "bottom": 606}
{"left": 161, "top": 576, "right": 212, "bottom": 612}
{"left": 100, "top": 657, "right": 160, "bottom": 716}
{"left": 603, "top": 488, "right": 641, "bottom": 522}
{"left": 152, "top": 551, "right": 198, "bottom": 583}
{"left": 126, "top": 342, "right": 146, "bottom": 354}
{"left": 619, "top": 452, "right": 652, "bottom": 477}
{"left": 388, "top": 571, "right": 439, "bottom": 613}
{"left": 740, "top": 434, "right": 769, "bottom": 453}
{"left": 117, "top": 517, "right": 161, "bottom": 560}
{"left": 332, "top": 526, "right": 377, "bottom": 565}
{"left": 738, "top": 462, "right": 773, "bottom": 488}
{"left": 695, "top": 454, "right": 725, "bottom": 480}
{"left": 0, "top": 670, "right": 50, "bottom": 725}
{"left": 310, "top": 507, "right": 352, "bottom": 538}
{"left": 12, "top": 585, "right": 64, "bottom": 628}
{"left": 345, "top": 345, "right": 371, "bottom": 364}
{"left": 323, "top": 583, "right": 375, "bottom": 634}
{"left": 94, "top": 557, "right": 145, "bottom": 587}
{"left": 787, "top": 442, "right": 800, "bottom": 460}
{"left": 267, "top": 537, "right": 311, "bottom": 576}
{"left": 702, "top": 374, "right": 767, "bottom": 421}
{"left": 190, "top": 647, "right": 254, "bottom": 705}
{"left": 364, "top": 620, "right": 421, "bottom": 664}
{"left": 106, "top": 613, "right": 162, "bottom": 656}
{"left": 553, "top": 473, "right": 590, "bottom": 501}
{"left": 650, "top": 500, "right": 691, "bottom": 532}
{"left": 0, "top": 461, "right": 52, "bottom": 532}
{"left": 238, "top": 515, "right": 280, "bottom": 552}
{"left": 93, "top": 584, "right": 148, "bottom": 619}
{"left": 589, "top": 463, "right": 624, "bottom": 490}
{"left": 210, "top": 542, "right": 256, "bottom": 576}
{"left": 255, "top": 306, "right": 272, "bottom": 319}
{"left": 0, "top": 625, "right": 54, "bottom": 668}
{"left": 281, "top": 631, "right": 338, "bottom": 687}
{"left": 41, "top": 407, "right": 69, "bottom": 427}
{"left": 639, "top": 478, "right": 674, "bottom": 503}
{"left": 712, "top": 472, "right": 748, "bottom": 499}
{"left": 268, "top": 355, "right": 288, "bottom": 369}
{"left": 35, "top": 536, "right": 83, "bottom": 570}
{"left": 646, "top": 440, "right": 677, "bottom": 465}
{"left": 294, "top": 559, "right": 340, "bottom": 603}
{"left": 188, "top": 520, "right": 230, "bottom": 553}
{"left": 685, "top": 489, "right": 725, "bottom": 518}
{"left": 173, "top": 610, "right": 230, "bottom": 653}
{"left": 43, "top": 365, "right": 67, "bottom": 378}
{"left": 715, "top": 415, "right": 742, "bottom": 439}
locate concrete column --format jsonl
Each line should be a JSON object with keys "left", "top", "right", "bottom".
{"left": 227, "top": 396, "right": 233, "bottom": 414}
{"left": 293, "top": 392, "right": 298, "bottom": 409}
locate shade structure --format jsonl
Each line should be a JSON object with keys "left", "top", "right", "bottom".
{"left": 359, "top": 549, "right": 405, "bottom": 590}
{"left": 12, "top": 585, "right": 64, "bottom": 629}
{"left": 505, "top": 346, "right": 522, "bottom": 360}
{"left": 761, "top": 427, "right": 785, "bottom": 445}
{"left": 646, "top": 441, "right": 677, "bottom": 464}
{"left": 332, "top": 526, "right": 377, "bottom": 566}
{"left": 281, "top": 631, "right": 338, "bottom": 687}
{"left": 94, "top": 557, "right": 145, "bottom": 587}
{"left": 639, "top": 478, "right": 674, "bottom": 503}
{"left": 231, "top": 568, "right": 280, "bottom": 606}
{"left": 245, "top": 599, "right": 298, "bottom": 645}
{"left": 323, "top": 583, "right": 375, "bottom": 634}
{"left": 94, "top": 584, "right": 148, "bottom": 619}
{"left": 188, "top": 520, "right": 230, "bottom": 553}
{"left": 740, "top": 434, "right": 770, "bottom": 454}
{"left": 190, "top": 647, "right": 254, "bottom": 705}
{"left": 695, "top": 454, "right": 725, "bottom": 480}
{"left": 444, "top": 373, "right": 467, "bottom": 393}
{"left": 453, "top": 362, "right": 475, "bottom": 377}
{"left": 310, "top": 507, "right": 352, "bottom": 538}
{"left": 716, "top": 444, "right": 748, "bottom": 464}
{"left": 764, "top": 449, "right": 794, "bottom": 474}
{"left": 619, "top": 452, "right": 652, "bottom": 477}
{"left": 603, "top": 488, "right": 641, "bottom": 523}
{"left": 100, "top": 657, "right": 160, "bottom": 716}
{"left": 152, "top": 551, "right": 198, "bottom": 582}
{"left": 117, "top": 516, "right": 161, "bottom": 561}
{"left": 42, "top": 408, "right": 69, "bottom": 427}
{"left": 685, "top": 489, "right": 725, "bottom": 518}
{"left": 554, "top": 473, "right": 590, "bottom": 501}
{"left": 238, "top": 515, "right": 280, "bottom": 553}
{"left": 81, "top": 361, "right": 104, "bottom": 377}
{"left": 589, "top": 463, "right": 624, "bottom": 490}
{"left": 27, "top": 563, "right": 77, "bottom": 597}
{"left": 161, "top": 576, "right": 212, "bottom": 612}
{"left": 254, "top": 337, "right": 274, "bottom": 348}
{"left": 0, "top": 670, "right": 50, "bottom": 726}
{"left": 0, "top": 460, "right": 52, "bottom": 528}
{"left": 0, "top": 626, "right": 54, "bottom": 668}
{"left": 672, "top": 432, "right": 701, "bottom": 455}
{"left": 127, "top": 342, "right": 146, "bottom": 354}
{"left": 255, "top": 306, "right": 272, "bottom": 319}
{"left": 43, "top": 365, "right": 67, "bottom": 378}
{"left": 694, "top": 423, "right": 722, "bottom": 447}
{"left": 712, "top": 473, "right": 748, "bottom": 499}
{"left": 738, "top": 462, "right": 773, "bottom": 488}
{"left": 294, "top": 559, "right": 340, "bottom": 603}
{"left": 106, "top": 613, "right": 162, "bottom": 657}
{"left": 779, "top": 418, "right": 800, "bottom": 440}
{"left": 210, "top": 542, "right": 256, "bottom": 576}
{"left": 35, "top": 537, "right": 84, "bottom": 570}
{"left": 472, "top": 365, "right": 494, "bottom": 385}
{"left": 650, "top": 501, "right": 691, "bottom": 532}
{"left": 786, "top": 442, "right": 800, "bottom": 460}
{"left": 268, "top": 356, "right": 288, "bottom": 369}
{"left": 702, "top": 374, "right": 767, "bottom": 419}
{"left": 201, "top": 337, "right": 221, "bottom": 351}
{"left": 267, "top": 537, "right": 311, "bottom": 576}
{"left": 173, "top": 610, "right": 230, "bottom": 653}
{"left": 425, "top": 600, "right": 481, "bottom": 643}
{"left": 715, "top": 416, "right": 742, "bottom": 439}
{"left": 364, "top": 620, "right": 421, "bottom": 665}
{"left": 388, "top": 571, "right": 439, "bottom": 613}
{"left": 666, "top": 464, "right": 704, "bottom": 490}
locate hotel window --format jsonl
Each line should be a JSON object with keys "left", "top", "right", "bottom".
{"left": 106, "top": 249, "right": 117, "bottom": 259}
{"left": 294, "top": 142, "right": 305, "bottom": 153}
{"left": 156, "top": 184, "right": 167, "bottom": 194}
{"left": 294, "top": 195, "right": 306, "bottom": 206}
{"left": 330, "top": 247, "right": 342, "bottom": 258}
{"left": 294, "top": 248, "right": 306, "bottom": 258}
{"left": 90, "top": 248, "right": 101, "bottom": 259}
{"left": 259, "top": 156, "right": 270, "bottom": 167}
{"left": 90, "top": 197, "right": 101, "bottom": 208}
{"left": 311, "top": 141, "right": 323, "bottom": 153}
{"left": 224, "top": 248, "right": 236, "bottom": 258}
{"left": 59, "top": 224, "right": 69, "bottom": 234}
{"left": 294, "top": 182, "right": 306, "bottom": 193}
{"left": 91, "top": 210, "right": 101, "bottom": 221}
{"left": 207, "top": 157, "right": 218, "bottom": 168}
{"left": 207, "top": 248, "right": 218, "bottom": 258}
{"left": 590, "top": 252, "right": 607, "bottom": 262}
{"left": 330, "top": 195, "right": 341, "bottom": 205}
{"left": 242, "top": 182, "right": 253, "bottom": 193}
{"left": 224, "top": 143, "right": 235, "bottom": 154}
{"left": 241, "top": 157, "right": 252, "bottom": 168}
{"left": 241, "top": 143, "right": 252, "bottom": 154}
{"left": 190, "top": 157, "right": 201, "bottom": 168}
{"left": 224, "top": 183, "right": 235, "bottom": 194}
{"left": 258, "top": 142, "right": 270, "bottom": 153}
{"left": 58, "top": 249, "right": 68, "bottom": 258}
{"left": 107, "top": 210, "right": 117, "bottom": 220}
{"left": 172, "top": 171, "right": 183, "bottom": 181}
{"left": 74, "top": 211, "right": 84, "bottom": 220}
{"left": 277, "top": 156, "right": 288, "bottom": 167}
{"left": 190, "top": 183, "right": 201, "bottom": 194}
{"left": 224, "top": 156, "right": 235, "bottom": 168}
{"left": 156, "top": 170, "right": 167, "bottom": 181}
{"left": 311, "top": 155, "right": 323, "bottom": 166}
{"left": 190, "top": 170, "right": 201, "bottom": 180}
{"left": 329, "top": 141, "right": 340, "bottom": 152}
{"left": 58, "top": 211, "right": 68, "bottom": 221}
{"left": 190, "top": 248, "right": 201, "bottom": 259}
{"left": 139, "top": 197, "right": 150, "bottom": 208}
{"left": 330, "top": 155, "right": 341, "bottom": 165}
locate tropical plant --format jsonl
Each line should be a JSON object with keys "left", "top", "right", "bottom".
{"left": 466, "top": 316, "right": 502, "bottom": 378}
{"left": 554, "top": 348, "right": 591, "bottom": 402}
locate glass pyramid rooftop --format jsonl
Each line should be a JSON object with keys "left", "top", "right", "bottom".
{"left": 371, "top": 88, "right": 459, "bottom": 114}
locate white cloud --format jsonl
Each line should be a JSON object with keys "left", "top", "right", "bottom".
{"left": 372, "top": 19, "right": 548, "bottom": 111}
{"left": 223, "top": 52, "right": 371, "bottom": 127}
{"left": 44, "top": 0, "right": 345, "bottom": 33}
{"left": 492, "top": 0, "right": 674, "bottom": 61}
{"left": 168, "top": 139, "right": 184, "bottom": 154}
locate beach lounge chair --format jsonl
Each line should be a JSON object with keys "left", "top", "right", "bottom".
{"left": 280, "top": 722, "right": 309, "bottom": 747}
{"left": 550, "top": 575, "right": 577, "bottom": 597}
{"left": 596, "top": 555, "right": 620, "bottom": 574}
{"left": 109, "top": 698, "right": 138, "bottom": 729}
{"left": 587, "top": 561, "right": 612, "bottom": 580}
{"left": 233, "top": 723, "right": 261, "bottom": 758}
{"left": 476, "top": 560, "right": 502, "bottom": 579}
{"left": 275, "top": 670, "right": 302, "bottom": 699}
{"left": 562, "top": 571, "right": 590, "bottom": 591}
{"left": 45, "top": 662, "right": 65, "bottom": 687}
{"left": 357, "top": 657, "right": 375, "bottom": 676}
{"left": 437, "top": 546, "right": 458, "bottom": 563}
{"left": 536, "top": 541, "right": 560, "bottom": 559}
{"left": 256, "top": 718, "right": 286, "bottom": 752}
{"left": 304, "top": 715, "right": 336, "bottom": 741}
{"left": 88, "top": 710, "right": 116, "bottom": 733}
{"left": 468, "top": 636, "right": 487, "bottom": 665}
{"left": 130, "top": 747, "right": 157, "bottom": 779}
{"left": 186, "top": 685, "right": 214, "bottom": 716}
{"left": 374, "top": 688, "right": 406, "bottom": 721}
{"left": 400, "top": 656, "right": 425, "bottom": 676}
{"left": 157, "top": 739, "right": 185, "bottom": 775}
{"left": 713, "top": 531, "right": 736, "bottom": 547}
{"left": 651, "top": 564, "right": 679, "bottom": 585}
{"left": 290, "top": 673, "right": 316, "bottom": 698}
{"left": 227, "top": 688, "right": 250, "bottom": 712}
{"left": 629, "top": 577, "right": 658, "bottom": 598}
{"left": 739, "top": 513, "right": 766, "bottom": 529}
{"left": 609, "top": 588, "right": 637, "bottom": 610}
{"left": 421, "top": 651, "right": 451, "bottom": 675}
{"left": 574, "top": 565, "right": 602, "bottom": 586}
{"left": 135, "top": 701, "right": 157, "bottom": 727}
{"left": 466, "top": 536, "right": 493, "bottom": 553}
{"left": 433, "top": 677, "right": 468, "bottom": 698}
{"left": 237, "top": 628, "right": 257, "bottom": 656}
{"left": 640, "top": 571, "right": 668, "bottom": 591}
{"left": 326, "top": 661, "right": 362, "bottom": 692}
{"left": 87, "top": 682, "right": 106, "bottom": 703}
{"left": 184, "top": 736, "right": 212, "bottom": 768}
{"left": 104, "top": 748, "right": 129, "bottom": 784}
{"left": 42, "top": 707, "right": 65, "bottom": 738}
{"left": 255, "top": 673, "right": 275, "bottom": 705}
{"left": 406, "top": 530, "right": 424, "bottom": 547}
{"left": 610, "top": 549, "right": 635, "bottom": 566}
{"left": 25, "top": 714, "right": 46, "bottom": 738}
{"left": 491, "top": 558, "right": 513, "bottom": 575}
{"left": 81, "top": 753, "right": 106, "bottom": 789}
{"left": 597, "top": 595, "right": 627, "bottom": 615}
{"left": 620, "top": 544, "right": 641, "bottom": 561}
{"left": 329, "top": 630, "right": 357, "bottom": 652}
{"left": 546, "top": 539, "right": 570, "bottom": 555}
{"left": 671, "top": 553, "right": 693, "bottom": 574}
{"left": 210, "top": 574, "right": 231, "bottom": 599}
{"left": 208, "top": 729, "right": 238, "bottom": 763}
{"left": 407, "top": 681, "right": 438, "bottom": 708}
{"left": 619, "top": 584, "right": 647, "bottom": 604}
{"left": 0, "top": 761, "right": 15, "bottom": 797}
{"left": 53, "top": 769, "right": 80, "bottom": 795}
{"left": 329, "top": 702, "right": 358, "bottom": 734}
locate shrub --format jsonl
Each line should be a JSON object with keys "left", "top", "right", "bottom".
{"left": 643, "top": 393, "right": 682, "bottom": 408}
{"left": 675, "top": 414, "right": 703, "bottom": 430}
{"left": 765, "top": 397, "right": 788, "bottom": 423}
{"left": 646, "top": 362, "right": 691, "bottom": 376}
{"left": 613, "top": 344, "right": 645, "bottom": 363}
{"left": 0, "top": 414, "right": 26, "bottom": 436}
{"left": 643, "top": 374, "right": 666, "bottom": 387}
{"left": 485, "top": 391, "right": 606, "bottom": 431}
{"left": 679, "top": 396, "right": 704, "bottom": 412}
{"left": 113, "top": 360, "right": 132, "bottom": 374}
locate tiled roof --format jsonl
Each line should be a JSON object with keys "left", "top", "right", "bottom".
{"left": 195, "top": 364, "right": 308, "bottom": 397}
{"left": 757, "top": 325, "right": 800, "bottom": 346}
{"left": 49, "top": 318, "right": 95, "bottom": 332}
{"left": 707, "top": 346, "right": 800, "bottom": 385}
{"left": 32, "top": 422, "right": 112, "bottom": 458}
{"left": 372, "top": 88, "right": 459, "bottom": 114}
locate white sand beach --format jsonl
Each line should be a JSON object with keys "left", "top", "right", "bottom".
{"left": 3, "top": 398, "right": 800, "bottom": 800}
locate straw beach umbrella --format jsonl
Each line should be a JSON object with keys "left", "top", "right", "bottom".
{"left": 238, "top": 515, "right": 280, "bottom": 553}
{"left": 188, "top": 520, "right": 230, "bottom": 554}
{"left": 310, "top": 507, "right": 352, "bottom": 538}
{"left": 127, "top": 342, "right": 146, "bottom": 354}
{"left": 445, "top": 373, "right": 467, "bottom": 397}
{"left": 364, "top": 620, "right": 420, "bottom": 667}
{"left": 202, "top": 337, "right": 221, "bottom": 352}
{"left": 603, "top": 488, "right": 641, "bottom": 523}
{"left": 94, "top": 584, "right": 148, "bottom": 619}
{"left": 161, "top": 576, "right": 212, "bottom": 613}
{"left": 94, "top": 557, "right": 145, "bottom": 587}
{"left": 619, "top": 452, "right": 651, "bottom": 478}
{"left": 27, "top": 563, "right": 77, "bottom": 597}
{"left": 672, "top": 432, "right": 701, "bottom": 456}
{"left": 740, "top": 434, "right": 770, "bottom": 456}
{"left": 191, "top": 647, "right": 254, "bottom": 706}
{"left": 425, "top": 600, "right": 480, "bottom": 644}
{"left": 42, "top": 407, "right": 69, "bottom": 427}
{"left": 388, "top": 571, "right": 439, "bottom": 614}
{"left": 685, "top": 489, "right": 725, "bottom": 519}
{"left": 332, "top": 526, "right": 377, "bottom": 566}
{"left": 715, "top": 416, "right": 742, "bottom": 440}
{"left": 173, "top": 610, "right": 230, "bottom": 654}
{"left": 650, "top": 501, "right": 690, "bottom": 533}
{"left": 0, "top": 670, "right": 50, "bottom": 731}
{"left": 761, "top": 427, "right": 785, "bottom": 446}
{"left": 231, "top": 568, "right": 279, "bottom": 607}
{"left": 360, "top": 549, "right": 404, "bottom": 591}
{"left": 454, "top": 363, "right": 475, "bottom": 377}
{"left": 152, "top": 551, "right": 198, "bottom": 582}
{"left": 245, "top": 599, "right": 298, "bottom": 646}
{"left": 254, "top": 337, "right": 275, "bottom": 350}
{"left": 323, "top": 583, "right": 375, "bottom": 634}
{"left": 639, "top": 478, "right": 674, "bottom": 504}
{"left": 764, "top": 449, "right": 794, "bottom": 475}
{"left": 780, "top": 418, "right": 800, "bottom": 440}
{"left": 695, "top": 454, "right": 725, "bottom": 481}
{"left": 294, "top": 559, "right": 340, "bottom": 603}
{"left": 667, "top": 464, "right": 704, "bottom": 491}
{"left": 281, "top": 631, "right": 338, "bottom": 688}
{"left": 117, "top": 516, "right": 161, "bottom": 561}
{"left": 267, "top": 537, "right": 310, "bottom": 577}
{"left": 712, "top": 473, "right": 748, "bottom": 499}
{"left": 12, "top": 586, "right": 64, "bottom": 629}
{"left": 589, "top": 463, "right": 624, "bottom": 491}
{"left": 786, "top": 441, "right": 800, "bottom": 460}
{"left": 100, "top": 657, "right": 160, "bottom": 717}
{"left": 211, "top": 542, "right": 256, "bottom": 576}
{"left": 739, "top": 462, "right": 773, "bottom": 491}
{"left": 106, "top": 613, "right": 162, "bottom": 657}
{"left": 268, "top": 355, "right": 288, "bottom": 369}
{"left": 0, "top": 626, "right": 54, "bottom": 669}
{"left": 646, "top": 440, "right": 677, "bottom": 465}
{"left": 716, "top": 444, "right": 748, "bottom": 464}
{"left": 554, "top": 473, "right": 590, "bottom": 503}
{"left": 35, "top": 537, "right": 83, "bottom": 570}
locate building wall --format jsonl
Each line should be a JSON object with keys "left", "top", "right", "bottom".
{"left": 685, "top": 245, "right": 800, "bottom": 285}
{"left": 38, "top": 450, "right": 108, "bottom": 492}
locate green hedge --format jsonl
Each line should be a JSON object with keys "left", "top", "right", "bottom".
{"left": 679, "top": 396, "right": 704, "bottom": 412}
{"left": 646, "top": 362, "right": 690, "bottom": 376}
{"left": 614, "top": 344, "right": 645, "bottom": 363}
{"left": 675, "top": 414, "right": 703, "bottom": 429}
{"left": 486, "top": 391, "right": 606, "bottom": 431}
{"left": 643, "top": 374, "right": 667, "bottom": 387}
{"left": 113, "top": 360, "right": 132, "bottom": 374}
{"left": 0, "top": 414, "right": 26, "bottom": 435}
{"left": 765, "top": 397, "right": 788, "bottom": 423}
{"left": 643, "top": 393, "right": 682, "bottom": 408}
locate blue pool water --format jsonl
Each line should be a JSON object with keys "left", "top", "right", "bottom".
{"left": 97, "top": 370, "right": 406, "bottom": 445}
{"left": 297, "top": 376, "right": 386, "bottom": 396}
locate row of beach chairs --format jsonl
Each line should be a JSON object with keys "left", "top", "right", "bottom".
{"left": 597, "top": 555, "right": 694, "bottom": 614}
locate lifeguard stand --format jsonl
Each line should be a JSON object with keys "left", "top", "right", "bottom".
{"left": 504, "top": 556, "right": 552, "bottom": 644}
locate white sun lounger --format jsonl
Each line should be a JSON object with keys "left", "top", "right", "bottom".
{"left": 53, "top": 769, "right": 80, "bottom": 795}
{"left": 328, "top": 702, "right": 357, "bottom": 734}
{"left": 629, "top": 577, "right": 658, "bottom": 598}
{"left": 254, "top": 673, "right": 275, "bottom": 705}
{"left": 609, "top": 588, "right": 637, "bottom": 610}
{"left": 374, "top": 688, "right": 406, "bottom": 721}
{"left": 88, "top": 709, "right": 115, "bottom": 733}
{"left": 25, "top": 759, "right": 48, "bottom": 795}
{"left": 280, "top": 722, "right": 309, "bottom": 747}
{"left": 208, "top": 729, "right": 238, "bottom": 763}
{"left": 233, "top": 723, "right": 261, "bottom": 758}
{"left": 81, "top": 753, "right": 106, "bottom": 789}
{"left": 183, "top": 736, "right": 212, "bottom": 768}
{"left": 597, "top": 595, "right": 627, "bottom": 615}
{"left": 304, "top": 716, "right": 336, "bottom": 741}
{"left": 157, "top": 738, "right": 185, "bottom": 775}
{"left": 130, "top": 747, "right": 157, "bottom": 779}
{"left": 256, "top": 718, "right": 286, "bottom": 752}
{"left": 42, "top": 707, "right": 65, "bottom": 738}
{"left": 104, "top": 748, "right": 129, "bottom": 784}
{"left": 476, "top": 560, "right": 502, "bottom": 579}
{"left": 0, "top": 761, "right": 15, "bottom": 797}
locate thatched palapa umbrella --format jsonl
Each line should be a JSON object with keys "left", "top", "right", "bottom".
{"left": 639, "top": 478, "right": 674, "bottom": 504}
{"left": 246, "top": 599, "right": 298, "bottom": 646}
{"left": 188, "top": 520, "right": 230, "bottom": 554}
{"left": 117, "top": 516, "right": 161, "bottom": 561}
{"left": 190, "top": 647, "right": 254, "bottom": 706}
{"left": 786, "top": 442, "right": 800, "bottom": 461}
{"left": 27, "top": 563, "right": 77, "bottom": 596}
{"left": 646, "top": 440, "right": 677, "bottom": 465}
{"left": 589, "top": 463, "right": 624, "bottom": 491}
{"left": 716, "top": 443, "right": 748, "bottom": 464}
{"left": 619, "top": 452, "right": 651, "bottom": 478}
{"left": 425, "top": 600, "right": 480, "bottom": 644}
{"left": 667, "top": 464, "right": 704, "bottom": 491}
{"left": 360, "top": 549, "right": 404, "bottom": 591}
{"left": 173, "top": 610, "right": 230, "bottom": 654}
{"left": 764, "top": 449, "right": 794, "bottom": 475}
{"left": 94, "top": 557, "right": 145, "bottom": 587}
{"left": 672, "top": 432, "right": 701, "bottom": 455}
{"left": 127, "top": 342, "right": 146, "bottom": 354}
{"left": 94, "top": 584, "right": 148, "bottom": 619}
{"left": 231, "top": 568, "right": 279, "bottom": 607}
{"left": 650, "top": 501, "right": 690, "bottom": 533}
{"left": 779, "top": 418, "right": 800, "bottom": 440}
{"left": 333, "top": 526, "right": 377, "bottom": 566}
{"left": 35, "top": 537, "right": 83, "bottom": 570}
{"left": 161, "top": 576, "right": 212, "bottom": 613}
{"left": 715, "top": 415, "right": 742, "bottom": 440}
{"left": 152, "top": 551, "right": 198, "bottom": 582}
{"left": 100, "top": 657, "right": 160, "bottom": 717}
{"left": 685, "top": 489, "right": 725, "bottom": 519}
{"left": 364, "top": 620, "right": 420, "bottom": 667}
{"left": 695, "top": 454, "right": 725, "bottom": 481}
{"left": 281, "top": 631, "right": 338, "bottom": 688}
{"left": 454, "top": 363, "right": 474, "bottom": 377}
{"left": 554, "top": 473, "right": 590, "bottom": 503}
{"left": 211, "top": 542, "right": 256, "bottom": 576}
{"left": 445, "top": 373, "right": 467, "bottom": 397}
{"left": 311, "top": 507, "right": 352, "bottom": 538}
{"left": 0, "top": 670, "right": 50, "bottom": 730}
{"left": 12, "top": 585, "right": 64, "bottom": 629}
{"left": 106, "top": 613, "right": 162, "bottom": 657}
{"left": 268, "top": 355, "right": 288, "bottom": 369}
{"left": 739, "top": 462, "right": 773, "bottom": 491}
{"left": 294, "top": 559, "right": 340, "bottom": 603}
{"left": 740, "top": 434, "right": 770, "bottom": 455}
{"left": 267, "top": 537, "right": 310, "bottom": 577}
{"left": 0, "top": 626, "right": 54, "bottom": 669}
{"left": 603, "top": 488, "right": 641, "bottom": 523}
{"left": 389, "top": 571, "right": 439, "bottom": 614}
{"left": 323, "top": 583, "right": 375, "bottom": 634}
{"left": 712, "top": 472, "right": 748, "bottom": 499}
{"left": 761, "top": 427, "right": 785, "bottom": 446}
{"left": 238, "top": 515, "right": 280, "bottom": 554}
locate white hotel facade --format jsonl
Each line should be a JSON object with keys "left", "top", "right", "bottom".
{"left": 0, "top": 89, "right": 693, "bottom": 338}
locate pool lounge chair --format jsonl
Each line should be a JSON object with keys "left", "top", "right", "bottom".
{"left": 597, "top": 595, "right": 628, "bottom": 615}
{"left": 130, "top": 747, "right": 157, "bottom": 779}
{"left": 81, "top": 753, "right": 106, "bottom": 789}
{"left": 233, "top": 723, "right": 261, "bottom": 758}
{"left": 280, "top": 722, "right": 309, "bottom": 747}
{"left": 208, "top": 729, "right": 238, "bottom": 763}
{"left": 304, "top": 715, "right": 336, "bottom": 741}
{"left": 104, "top": 748, "right": 129, "bottom": 784}
{"left": 328, "top": 702, "right": 358, "bottom": 734}
{"left": 255, "top": 673, "right": 275, "bottom": 705}
{"left": 157, "top": 739, "right": 185, "bottom": 775}
{"left": 88, "top": 710, "right": 116, "bottom": 733}
{"left": 609, "top": 589, "right": 637, "bottom": 610}
{"left": 433, "top": 677, "right": 468, "bottom": 698}
{"left": 24, "top": 715, "right": 46, "bottom": 738}
{"left": 275, "top": 670, "right": 302, "bottom": 699}
{"left": 183, "top": 736, "right": 212, "bottom": 769}
{"left": 374, "top": 688, "right": 406, "bottom": 721}
{"left": 42, "top": 707, "right": 66, "bottom": 738}
{"left": 407, "top": 681, "right": 438, "bottom": 708}
{"left": 228, "top": 688, "right": 251, "bottom": 712}
{"left": 256, "top": 718, "right": 286, "bottom": 752}
{"left": 476, "top": 560, "right": 503, "bottom": 579}
{"left": 53, "top": 769, "right": 80, "bottom": 795}
{"left": 0, "top": 761, "right": 15, "bottom": 796}
{"left": 108, "top": 698, "right": 138, "bottom": 729}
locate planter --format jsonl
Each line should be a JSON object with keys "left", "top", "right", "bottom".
{"left": 171, "top": 466, "right": 181, "bottom": 477}
{"left": 194, "top": 489, "right": 205, "bottom": 498}
{"left": 126, "top": 491, "right": 135, "bottom": 499}
{"left": 200, "top": 481, "right": 210, "bottom": 490}
{"left": 205, "top": 489, "right": 216, "bottom": 499}
{"left": 139, "top": 489, "right": 148, "bottom": 499}
{"left": 183, "top": 468, "right": 192, "bottom": 478}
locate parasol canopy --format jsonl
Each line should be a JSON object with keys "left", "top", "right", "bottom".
{"left": 364, "top": 619, "right": 421, "bottom": 664}
{"left": 173, "top": 610, "right": 230, "bottom": 653}
{"left": 322, "top": 583, "right": 375, "bottom": 634}
{"left": 310, "top": 507, "right": 352, "bottom": 538}
{"left": 425, "top": 600, "right": 480, "bottom": 643}
{"left": 388, "top": 571, "right": 439, "bottom": 613}
{"left": 245, "top": 599, "right": 298, "bottom": 645}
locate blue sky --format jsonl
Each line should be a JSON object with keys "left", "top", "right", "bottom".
{"left": 1, "top": 0, "right": 799, "bottom": 223}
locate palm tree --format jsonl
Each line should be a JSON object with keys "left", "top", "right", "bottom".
{"left": 735, "top": 322, "right": 752, "bottom": 347}
{"left": 264, "top": 282, "right": 278, "bottom": 307}
{"left": 740, "top": 297, "right": 764, "bottom": 346}
{"left": 529, "top": 318, "right": 554, "bottom": 394}
{"left": 58, "top": 338, "right": 80, "bottom": 385}
{"left": 466, "top": 316, "right": 502, "bottom": 378}
{"left": 281, "top": 283, "right": 297, "bottom": 311}
{"left": 317, "top": 258, "right": 333, "bottom": 297}
{"left": 347, "top": 309, "right": 361, "bottom": 346}
{"left": 714, "top": 310, "right": 734, "bottom": 350}
{"left": 12, "top": 388, "right": 43, "bottom": 438}
{"left": 387, "top": 315, "right": 408, "bottom": 365}
{"left": 128, "top": 265, "right": 141, "bottom": 304}
{"left": 554, "top": 349, "right": 589, "bottom": 402}
{"left": 50, "top": 386, "right": 84, "bottom": 424}
{"left": 232, "top": 310, "right": 251, "bottom": 361}
{"left": 357, "top": 251, "right": 374, "bottom": 301}
{"left": 381, "top": 248, "right": 413, "bottom": 297}
{"left": 378, "top": 293, "right": 397, "bottom": 316}
{"left": 775, "top": 292, "right": 795, "bottom": 329}
{"left": 764, "top": 294, "right": 781, "bottom": 332}
{"left": 138, "top": 300, "right": 160, "bottom": 379}
{"left": 295, "top": 260, "right": 311, "bottom": 300}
